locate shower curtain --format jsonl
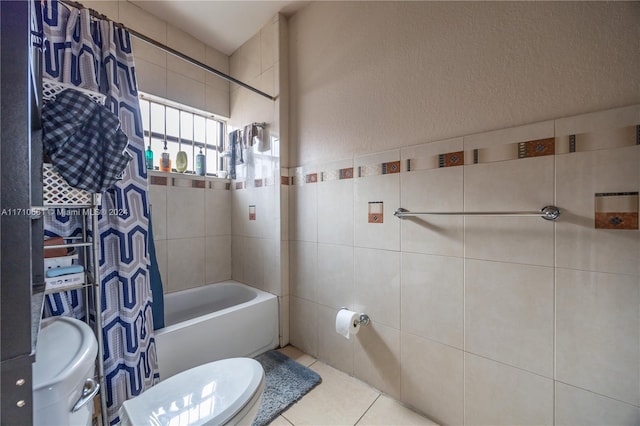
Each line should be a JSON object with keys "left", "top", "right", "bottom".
{"left": 37, "top": 1, "right": 158, "bottom": 423}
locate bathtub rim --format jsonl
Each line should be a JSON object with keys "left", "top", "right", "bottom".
{"left": 156, "top": 280, "right": 277, "bottom": 335}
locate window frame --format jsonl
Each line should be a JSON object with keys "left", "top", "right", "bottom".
{"left": 139, "top": 93, "right": 226, "bottom": 176}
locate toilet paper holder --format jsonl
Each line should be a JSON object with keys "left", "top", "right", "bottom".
{"left": 340, "top": 308, "right": 370, "bottom": 326}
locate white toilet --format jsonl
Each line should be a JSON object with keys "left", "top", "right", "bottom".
{"left": 32, "top": 316, "right": 99, "bottom": 426}
{"left": 33, "top": 317, "right": 265, "bottom": 426}
{"left": 119, "top": 358, "right": 265, "bottom": 426}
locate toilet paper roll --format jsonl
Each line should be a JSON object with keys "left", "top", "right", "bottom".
{"left": 336, "top": 309, "right": 360, "bottom": 339}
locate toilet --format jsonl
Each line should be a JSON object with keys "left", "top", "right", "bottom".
{"left": 119, "top": 358, "right": 265, "bottom": 426}
{"left": 32, "top": 316, "right": 99, "bottom": 426}
{"left": 33, "top": 317, "right": 265, "bottom": 426}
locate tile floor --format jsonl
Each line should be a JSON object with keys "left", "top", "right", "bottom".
{"left": 272, "top": 346, "right": 438, "bottom": 425}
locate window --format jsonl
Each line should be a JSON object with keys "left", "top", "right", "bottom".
{"left": 139, "top": 94, "right": 225, "bottom": 175}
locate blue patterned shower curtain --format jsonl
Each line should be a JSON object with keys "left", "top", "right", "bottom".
{"left": 38, "top": 1, "right": 158, "bottom": 423}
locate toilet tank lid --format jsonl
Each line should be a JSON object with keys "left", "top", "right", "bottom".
{"left": 119, "top": 358, "right": 264, "bottom": 426}
{"left": 32, "top": 316, "right": 98, "bottom": 390}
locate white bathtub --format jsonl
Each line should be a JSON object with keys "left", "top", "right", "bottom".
{"left": 154, "top": 281, "right": 279, "bottom": 380}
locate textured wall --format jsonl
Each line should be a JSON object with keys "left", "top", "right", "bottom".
{"left": 287, "top": 2, "right": 640, "bottom": 424}
{"left": 82, "top": 0, "right": 231, "bottom": 117}
{"left": 289, "top": 1, "right": 640, "bottom": 166}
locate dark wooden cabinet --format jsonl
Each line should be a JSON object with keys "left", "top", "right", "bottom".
{"left": 1, "top": 1, "right": 43, "bottom": 424}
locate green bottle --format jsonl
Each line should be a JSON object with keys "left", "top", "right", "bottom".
{"left": 145, "top": 145, "right": 154, "bottom": 170}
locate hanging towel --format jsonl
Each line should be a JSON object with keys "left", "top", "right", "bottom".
{"left": 228, "top": 129, "right": 239, "bottom": 180}
{"left": 243, "top": 123, "right": 258, "bottom": 147}
{"left": 42, "top": 89, "right": 132, "bottom": 192}
{"left": 256, "top": 125, "right": 269, "bottom": 152}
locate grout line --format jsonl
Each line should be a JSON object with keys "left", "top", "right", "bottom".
{"left": 552, "top": 130, "right": 557, "bottom": 426}
{"left": 354, "top": 394, "right": 381, "bottom": 425}
{"left": 279, "top": 413, "right": 295, "bottom": 426}
{"left": 462, "top": 139, "right": 467, "bottom": 426}
{"left": 553, "top": 379, "right": 640, "bottom": 409}
{"left": 465, "top": 350, "right": 554, "bottom": 381}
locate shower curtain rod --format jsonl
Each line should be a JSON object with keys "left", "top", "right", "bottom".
{"left": 60, "top": 0, "right": 277, "bottom": 101}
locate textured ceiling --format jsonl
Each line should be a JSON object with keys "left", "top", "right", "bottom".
{"left": 130, "top": 0, "right": 307, "bottom": 55}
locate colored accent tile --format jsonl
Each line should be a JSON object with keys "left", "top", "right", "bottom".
{"left": 382, "top": 161, "right": 401, "bottom": 174}
{"left": 438, "top": 151, "right": 464, "bottom": 168}
{"left": 569, "top": 135, "right": 577, "bottom": 153}
{"left": 595, "top": 212, "right": 638, "bottom": 229}
{"left": 637, "top": 125, "right": 640, "bottom": 145}
{"left": 249, "top": 205, "right": 256, "bottom": 221}
{"left": 150, "top": 176, "right": 167, "bottom": 186}
{"left": 340, "top": 167, "right": 354, "bottom": 179}
{"left": 281, "top": 176, "right": 290, "bottom": 186}
{"left": 191, "top": 180, "right": 205, "bottom": 189}
{"left": 473, "top": 149, "right": 479, "bottom": 164}
{"left": 368, "top": 201, "right": 384, "bottom": 223}
{"left": 235, "top": 181, "right": 244, "bottom": 190}
{"left": 594, "top": 192, "right": 639, "bottom": 230}
{"left": 305, "top": 173, "right": 318, "bottom": 184}
{"left": 518, "top": 138, "right": 555, "bottom": 159}
{"left": 255, "top": 178, "right": 263, "bottom": 187}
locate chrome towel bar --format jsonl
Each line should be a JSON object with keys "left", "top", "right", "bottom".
{"left": 394, "top": 205, "right": 561, "bottom": 221}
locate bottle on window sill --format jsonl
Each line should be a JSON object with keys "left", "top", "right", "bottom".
{"left": 195, "top": 147, "right": 206, "bottom": 176}
{"left": 145, "top": 145, "right": 154, "bottom": 170}
{"left": 159, "top": 140, "right": 171, "bottom": 172}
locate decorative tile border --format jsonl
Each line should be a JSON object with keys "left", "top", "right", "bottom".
{"left": 148, "top": 173, "right": 230, "bottom": 190}
{"left": 407, "top": 156, "right": 437, "bottom": 172}
{"left": 439, "top": 150, "right": 465, "bottom": 167}
{"left": 229, "top": 176, "right": 276, "bottom": 190}
{"left": 556, "top": 125, "right": 638, "bottom": 154}
{"left": 150, "top": 176, "right": 167, "bottom": 186}
{"left": 320, "top": 167, "right": 354, "bottom": 182}
{"left": 285, "top": 121, "right": 639, "bottom": 180}
{"left": 594, "top": 192, "right": 639, "bottom": 230}
{"left": 517, "top": 138, "right": 555, "bottom": 158}
{"left": 569, "top": 134, "right": 577, "bottom": 153}
{"left": 358, "top": 161, "right": 400, "bottom": 177}
{"left": 209, "top": 181, "right": 230, "bottom": 190}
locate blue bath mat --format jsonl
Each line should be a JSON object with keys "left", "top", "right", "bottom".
{"left": 253, "top": 349, "right": 322, "bottom": 426}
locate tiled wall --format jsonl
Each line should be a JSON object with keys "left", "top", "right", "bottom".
{"left": 149, "top": 173, "right": 231, "bottom": 294}
{"left": 229, "top": 15, "right": 289, "bottom": 345}
{"left": 82, "top": 0, "right": 230, "bottom": 117}
{"left": 287, "top": 105, "right": 640, "bottom": 425}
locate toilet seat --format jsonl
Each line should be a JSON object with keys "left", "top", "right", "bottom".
{"left": 119, "top": 358, "right": 264, "bottom": 426}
